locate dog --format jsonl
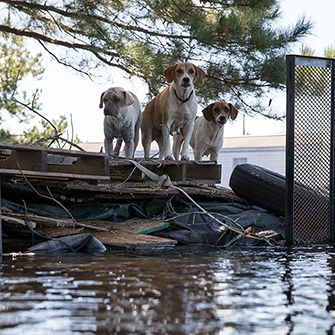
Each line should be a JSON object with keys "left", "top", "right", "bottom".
{"left": 141, "top": 62, "right": 205, "bottom": 160}
{"left": 189, "top": 101, "right": 239, "bottom": 161}
{"left": 99, "top": 87, "right": 141, "bottom": 158}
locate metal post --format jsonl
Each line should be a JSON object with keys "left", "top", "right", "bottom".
{"left": 0, "top": 175, "right": 2, "bottom": 258}
{"left": 285, "top": 55, "right": 296, "bottom": 245}
{"left": 330, "top": 60, "right": 335, "bottom": 241}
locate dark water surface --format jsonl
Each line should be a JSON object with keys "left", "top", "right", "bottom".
{"left": 0, "top": 246, "right": 335, "bottom": 335}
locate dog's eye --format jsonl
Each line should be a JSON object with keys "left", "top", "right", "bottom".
{"left": 213, "top": 107, "right": 220, "bottom": 113}
{"left": 176, "top": 69, "right": 183, "bottom": 74}
{"left": 224, "top": 107, "right": 230, "bottom": 113}
{"left": 189, "top": 69, "right": 194, "bottom": 74}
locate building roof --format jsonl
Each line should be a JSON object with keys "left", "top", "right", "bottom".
{"left": 80, "top": 134, "right": 286, "bottom": 152}
{"left": 224, "top": 134, "right": 285, "bottom": 149}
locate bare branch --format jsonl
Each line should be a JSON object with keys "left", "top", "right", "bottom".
{"left": 11, "top": 94, "right": 85, "bottom": 150}
{"left": 38, "top": 40, "right": 94, "bottom": 79}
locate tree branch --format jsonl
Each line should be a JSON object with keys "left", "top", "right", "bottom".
{"left": 2, "top": 0, "right": 191, "bottom": 39}
{"left": 0, "top": 24, "right": 117, "bottom": 57}
{"left": 38, "top": 40, "right": 94, "bottom": 79}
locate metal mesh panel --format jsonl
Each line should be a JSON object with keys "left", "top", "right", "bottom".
{"left": 286, "top": 56, "right": 334, "bottom": 244}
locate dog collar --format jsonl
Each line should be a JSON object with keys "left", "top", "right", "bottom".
{"left": 173, "top": 89, "right": 194, "bottom": 103}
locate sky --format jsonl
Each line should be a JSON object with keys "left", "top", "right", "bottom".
{"left": 6, "top": 0, "right": 335, "bottom": 143}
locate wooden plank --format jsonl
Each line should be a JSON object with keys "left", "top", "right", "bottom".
{"left": 0, "top": 168, "right": 110, "bottom": 180}
{"left": 0, "top": 143, "right": 109, "bottom": 177}
{"left": 48, "top": 155, "right": 109, "bottom": 176}
{"left": 108, "top": 159, "right": 221, "bottom": 183}
{"left": 0, "top": 142, "right": 106, "bottom": 158}
{"left": 62, "top": 181, "right": 243, "bottom": 202}
{"left": 0, "top": 142, "right": 46, "bottom": 152}
{"left": 81, "top": 218, "right": 170, "bottom": 234}
{"left": 2, "top": 215, "right": 36, "bottom": 228}
{"left": 0, "top": 149, "right": 47, "bottom": 171}
{"left": 186, "top": 164, "right": 221, "bottom": 183}
{"left": 90, "top": 231, "right": 177, "bottom": 249}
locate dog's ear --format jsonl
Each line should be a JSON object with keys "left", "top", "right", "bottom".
{"left": 123, "top": 91, "right": 135, "bottom": 106}
{"left": 99, "top": 91, "right": 105, "bottom": 108}
{"left": 194, "top": 66, "right": 206, "bottom": 85}
{"left": 228, "top": 103, "right": 239, "bottom": 120}
{"left": 202, "top": 103, "right": 215, "bottom": 122}
{"left": 164, "top": 64, "right": 176, "bottom": 83}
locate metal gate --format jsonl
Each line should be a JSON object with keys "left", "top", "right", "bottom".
{"left": 286, "top": 55, "right": 335, "bottom": 244}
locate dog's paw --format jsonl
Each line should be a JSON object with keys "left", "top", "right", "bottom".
{"left": 181, "top": 155, "right": 190, "bottom": 161}
{"left": 165, "top": 155, "right": 174, "bottom": 160}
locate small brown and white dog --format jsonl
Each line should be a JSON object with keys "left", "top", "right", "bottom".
{"left": 189, "top": 101, "right": 239, "bottom": 161}
{"left": 99, "top": 87, "right": 141, "bottom": 158}
{"left": 141, "top": 62, "right": 205, "bottom": 160}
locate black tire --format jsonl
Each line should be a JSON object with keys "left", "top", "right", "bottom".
{"left": 229, "top": 164, "right": 286, "bottom": 216}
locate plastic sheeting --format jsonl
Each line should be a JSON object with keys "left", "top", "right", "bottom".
{"left": 3, "top": 196, "right": 285, "bottom": 249}
{"left": 156, "top": 206, "right": 284, "bottom": 246}
{"left": 27, "top": 234, "right": 106, "bottom": 253}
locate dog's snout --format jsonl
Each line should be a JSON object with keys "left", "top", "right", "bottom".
{"left": 219, "top": 115, "right": 227, "bottom": 124}
{"left": 182, "top": 77, "right": 190, "bottom": 83}
{"left": 112, "top": 95, "right": 121, "bottom": 102}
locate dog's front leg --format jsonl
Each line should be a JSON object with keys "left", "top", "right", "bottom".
{"left": 210, "top": 151, "right": 219, "bottom": 162}
{"left": 193, "top": 148, "right": 203, "bottom": 161}
{"left": 180, "top": 121, "right": 194, "bottom": 160}
{"left": 113, "top": 138, "right": 122, "bottom": 156}
{"left": 160, "top": 124, "right": 173, "bottom": 160}
{"left": 104, "top": 137, "right": 114, "bottom": 156}
{"left": 124, "top": 139, "right": 135, "bottom": 158}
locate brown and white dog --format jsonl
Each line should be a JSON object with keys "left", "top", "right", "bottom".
{"left": 99, "top": 87, "right": 141, "bottom": 158}
{"left": 141, "top": 62, "right": 205, "bottom": 160}
{"left": 189, "top": 101, "right": 239, "bottom": 161}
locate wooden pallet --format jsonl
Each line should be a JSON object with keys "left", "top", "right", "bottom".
{"left": 0, "top": 142, "right": 109, "bottom": 180}
{"left": 109, "top": 159, "right": 222, "bottom": 184}
{"left": 0, "top": 143, "right": 222, "bottom": 184}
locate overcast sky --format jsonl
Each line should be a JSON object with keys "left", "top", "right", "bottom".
{"left": 6, "top": 0, "right": 335, "bottom": 143}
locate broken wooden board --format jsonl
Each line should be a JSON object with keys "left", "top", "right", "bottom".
{"left": 90, "top": 230, "right": 177, "bottom": 250}
{"left": 0, "top": 142, "right": 109, "bottom": 180}
{"left": 1, "top": 211, "right": 176, "bottom": 249}
{"left": 81, "top": 218, "right": 170, "bottom": 235}
{"left": 60, "top": 181, "right": 244, "bottom": 202}
{"left": 112, "top": 218, "right": 170, "bottom": 234}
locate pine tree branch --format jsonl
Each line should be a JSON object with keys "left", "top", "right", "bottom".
{"left": 0, "top": 24, "right": 117, "bottom": 57}
{"left": 2, "top": 0, "right": 191, "bottom": 39}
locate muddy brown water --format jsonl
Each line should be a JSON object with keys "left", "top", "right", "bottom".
{"left": 0, "top": 246, "right": 335, "bottom": 335}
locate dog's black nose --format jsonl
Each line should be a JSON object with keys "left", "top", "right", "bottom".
{"left": 182, "top": 77, "right": 190, "bottom": 83}
{"left": 219, "top": 115, "right": 227, "bottom": 124}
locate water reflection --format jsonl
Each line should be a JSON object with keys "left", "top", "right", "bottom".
{"left": 0, "top": 246, "right": 335, "bottom": 334}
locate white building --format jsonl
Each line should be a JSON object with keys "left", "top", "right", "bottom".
{"left": 80, "top": 134, "right": 286, "bottom": 187}
{"left": 218, "top": 134, "right": 285, "bottom": 187}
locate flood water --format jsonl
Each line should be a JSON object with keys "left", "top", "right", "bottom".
{"left": 0, "top": 246, "right": 335, "bottom": 335}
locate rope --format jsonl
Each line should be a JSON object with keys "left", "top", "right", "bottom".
{"left": 125, "top": 159, "right": 274, "bottom": 245}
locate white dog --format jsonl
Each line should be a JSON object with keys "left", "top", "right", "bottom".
{"left": 99, "top": 87, "right": 141, "bottom": 158}
{"left": 141, "top": 62, "right": 205, "bottom": 160}
{"left": 190, "top": 101, "right": 239, "bottom": 161}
